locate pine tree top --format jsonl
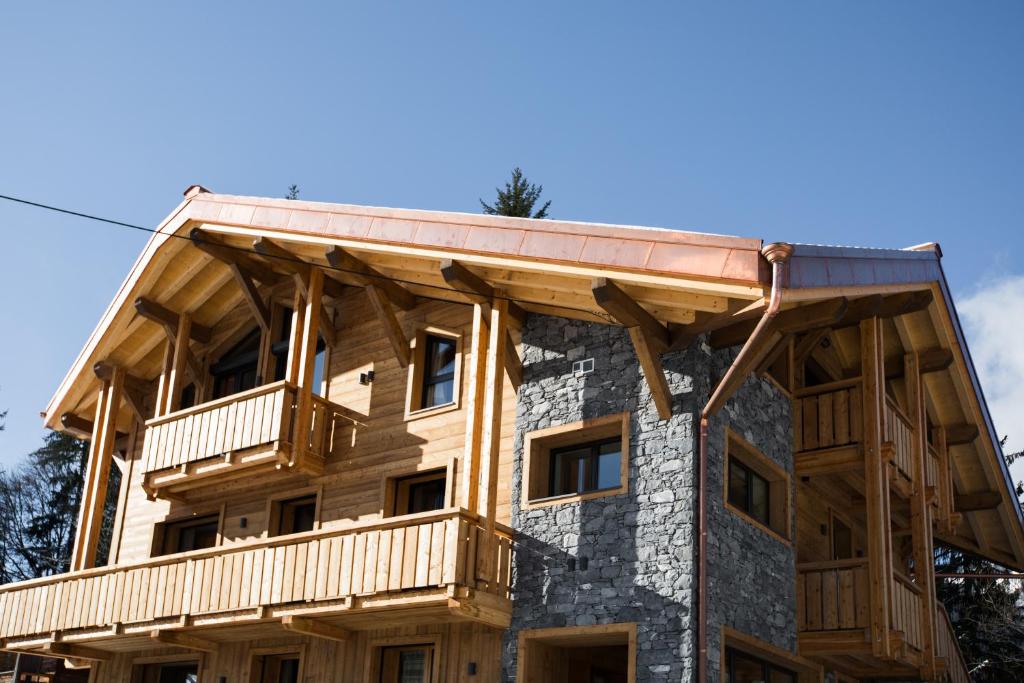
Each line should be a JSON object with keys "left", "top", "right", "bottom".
{"left": 480, "top": 167, "right": 551, "bottom": 219}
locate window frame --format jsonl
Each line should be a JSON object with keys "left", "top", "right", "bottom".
{"left": 548, "top": 437, "right": 623, "bottom": 498}
{"left": 150, "top": 505, "right": 225, "bottom": 558}
{"left": 246, "top": 646, "right": 306, "bottom": 683}
{"left": 724, "top": 429, "right": 791, "bottom": 544}
{"left": 366, "top": 636, "right": 442, "bottom": 683}
{"left": 130, "top": 654, "right": 204, "bottom": 683}
{"left": 264, "top": 486, "right": 323, "bottom": 538}
{"left": 522, "top": 412, "right": 630, "bottom": 509}
{"left": 382, "top": 467, "right": 451, "bottom": 518}
{"left": 404, "top": 327, "right": 463, "bottom": 420}
{"left": 516, "top": 623, "right": 637, "bottom": 683}
{"left": 720, "top": 628, "right": 822, "bottom": 683}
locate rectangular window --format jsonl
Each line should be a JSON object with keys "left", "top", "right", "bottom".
{"left": 272, "top": 495, "right": 318, "bottom": 536}
{"left": 389, "top": 470, "right": 447, "bottom": 517}
{"left": 725, "top": 647, "right": 796, "bottom": 683}
{"left": 549, "top": 438, "right": 622, "bottom": 497}
{"left": 135, "top": 661, "right": 199, "bottom": 683}
{"left": 253, "top": 653, "right": 301, "bottom": 683}
{"left": 153, "top": 514, "right": 220, "bottom": 556}
{"left": 420, "top": 335, "right": 456, "bottom": 409}
{"left": 379, "top": 645, "right": 434, "bottom": 683}
{"left": 725, "top": 432, "right": 790, "bottom": 541}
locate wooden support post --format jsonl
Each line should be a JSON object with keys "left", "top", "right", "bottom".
{"left": 860, "top": 316, "right": 892, "bottom": 659}
{"left": 154, "top": 337, "right": 175, "bottom": 419}
{"left": 284, "top": 287, "right": 307, "bottom": 386}
{"left": 460, "top": 303, "right": 490, "bottom": 514}
{"left": 70, "top": 366, "right": 123, "bottom": 571}
{"left": 478, "top": 296, "right": 508, "bottom": 533}
{"left": 365, "top": 284, "right": 410, "bottom": 367}
{"left": 281, "top": 616, "right": 351, "bottom": 642}
{"left": 293, "top": 268, "right": 324, "bottom": 463}
{"left": 504, "top": 332, "right": 523, "bottom": 391}
{"left": 629, "top": 327, "right": 674, "bottom": 420}
{"left": 164, "top": 313, "right": 193, "bottom": 414}
{"left": 906, "top": 352, "right": 937, "bottom": 677}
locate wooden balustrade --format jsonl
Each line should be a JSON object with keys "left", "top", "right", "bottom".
{"left": 883, "top": 398, "right": 915, "bottom": 481}
{"left": 793, "top": 379, "right": 862, "bottom": 452}
{"left": 0, "top": 509, "right": 511, "bottom": 643}
{"left": 890, "top": 572, "right": 923, "bottom": 651}
{"left": 935, "top": 605, "right": 970, "bottom": 683}
{"left": 796, "top": 559, "right": 870, "bottom": 632}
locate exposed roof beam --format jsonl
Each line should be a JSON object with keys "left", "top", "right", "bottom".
{"left": 946, "top": 424, "right": 980, "bottom": 447}
{"left": 669, "top": 300, "right": 766, "bottom": 349}
{"left": 60, "top": 413, "right": 126, "bottom": 442}
{"left": 365, "top": 285, "right": 410, "bottom": 367}
{"left": 150, "top": 630, "right": 221, "bottom": 653}
{"left": 93, "top": 361, "right": 149, "bottom": 396}
{"left": 281, "top": 616, "right": 351, "bottom": 642}
{"left": 956, "top": 490, "right": 1003, "bottom": 513}
{"left": 505, "top": 332, "right": 523, "bottom": 391}
{"left": 793, "top": 329, "right": 831, "bottom": 365}
{"left": 592, "top": 278, "right": 670, "bottom": 352}
{"left": 325, "top": 246, "right": 417, "bottom": 310}
{"left": 134, "top": 298, "right": 212, "bottom": 343}
{"left": 439, "top": 259, "right": 526, "bottom": 329}
{"left": 710, "top": 298, "right": 849, "bottom": 349}
{"left": 230, "top": 265, "right": 271, "bottom": 333}
{"left": 884, "top": 348, "right": 954, "bottom": 380}
{"left": 190, "top": 228, "right": 286, "bottom": 285}
{"left": 43, "top": 643, "right": 110, "bottom": 662}
{"left": 252, "top": 237, "right": 347, "bottom": 299}
{"left": 833, "top": 290, "right": 934, "bottom": 329}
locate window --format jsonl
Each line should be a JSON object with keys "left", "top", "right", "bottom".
{"left": 252, "top": 653, "right": 301, "bottom": 683}
{"left": 725, "top": 431, "right": 790, "bottom": 541}
{"left": 421, "top": 335, "right": 456, "bottom": 409}
{"left": 517, "top": 623, "right": 634, "bottom": 683}
{"left": 522, "top": 413, "right": 629, "bottom": 508}
{"left": 271, "top": 308, "right": 326, "bottom": 395}
{"left": 831, "top": 513, "right": 853, "bottom": 560}
{"left": 728, "top": 459, "right": 770, "bottom": 526}
{"left": 725, "top": 647, "right": 796, "bottom": 683}
{"left": 272, "top": 495, "right": 318, "bottom": 536}
{"left": 211, "top": 329, "right": 261, "bottom": 399}
{"left": 135, "top": 661, "right": 199, "bottom": 683}
{"left": 379, "top": 646, "right": 434, "bottom": 683}
{"left": 550, "top": 438, "right": 622, "bottom": 497}
{"left": 152, "top": 513, "right": 220, "bottom": 556}
{"left": 387, "top": 470, "right": 447, "bottom": 517}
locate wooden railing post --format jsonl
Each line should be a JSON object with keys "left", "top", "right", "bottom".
{"left": 71, "top": 365, "right": 124, "bottom": 571}
{"left": 164, "top": 313, "right": 193, "bottom": 414}
{"left": 906, "top": 352, "right": 938, "bottom": 675}
{"left": 861, "top": 316, "right": 892, "bottom": 658}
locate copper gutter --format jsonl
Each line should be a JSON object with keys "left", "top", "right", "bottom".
{"left": 696, "top": 243, "right": 792, "bottom": 681}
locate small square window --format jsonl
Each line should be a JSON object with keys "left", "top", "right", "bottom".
{"left": 271, "top": 495, "right": 318, "bottom": 536}
{"left": 387, "top": 470, "right": 448, "bottom": 517}
{"left": 252, "top": 653, "right": 301, "bottom": 683}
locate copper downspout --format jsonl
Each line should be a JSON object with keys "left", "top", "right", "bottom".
{"left": 696, "top": 243, "right": 792, "bottom": 681}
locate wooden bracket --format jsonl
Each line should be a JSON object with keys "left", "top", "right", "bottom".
{"left": 504, "top": 332, "right": 523, "bottom": 391}
{"left": 190, "top": 228, "right": 285, "bottom": 285}
{"left": 281, "top": 616, "right": 351, "bottom": 642}
{"left": 253, "top": 237, "right": 347, "bottom": 299}
{"left": 325, "top": 246, "right": 417, "bottom": 310}
{"left": 955, "top": 490, "right": 1002, "bottom": 512}
{"left": 945, "top": 424, "right": 979, "bottom": 447}
{"left": 230, "top": 264, "right": 272, "bottom": 332}
{"left": 365, "top": 284, "right": 410, "bottom": 367}
{"left": 439, "top": 259, "right": 526, "bottom": 329}
{"left": 135, "top": 297, "right": 212, "bottom": 343}
{"left": 150, "top": 629, "right": 220, "bottom": 653}
{"left": 43, "top": 643, "right": 111, "bottom": 662}
{"left": 629, "top": 326, "right": 673, "bottom": 420}
{"left": 592, "top": 277, "right": 669, "bottom": 351}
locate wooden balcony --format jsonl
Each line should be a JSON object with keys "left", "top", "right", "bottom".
{"left": 141, "top": 381, "right": 342, "bottom": 498}
{"left": 0, "top": 509, "right": 512, "bottom": 658}
{"left": 935, "top": 605, "right": 970, "bottom": 683}
{"left": 797, "top": 561, "right": 967, "bottom": 681}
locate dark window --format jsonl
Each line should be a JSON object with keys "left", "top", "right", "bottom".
{"left": 136, "top": 662, "right": 199, "bottom": 683}
{"left": 549, "top": 438, "right": 621, "bottom": 497}
{"left": 271, "top": 308, "right": 327, "bottom": 394}
{"left": 380, "top": 646, "right": 433, "bottom": 683}
{"left": 832, "top": 515, "right": 853, "bottom": 560}
{"left": 255, "top": 654, "right": 300, "bottom": 683}
{"left": 155, "top": 514, "right": 219, "bottom": 556}
{"left": 273, "top": 495, "right": 318, "bottom": 536}
{"left": 724, "top": 647, "right": 796, "bottom": 683}
{"left": 728, "top": 459, "right": 770, "bottom": 526}
{"left": 179, "top": 383, "right": 196, "bottom": 411}
{"left": 420, "top": 335, "right": 456, "bottom": 409}
{"left": 211, "top": 329, "right": 261, "bottom": 399}
{"left": 392, "top": 471, "right": 447, "bottom": 516}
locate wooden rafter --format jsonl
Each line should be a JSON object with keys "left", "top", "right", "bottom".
{"left": 956, "top": 491, "right": 1003, "bottom": 512}
{"left": 150, "top": 630, "right": 220, "bottom": 653}
{"left": 793, "top": 329, "right": 830, "bottom": 365}
{"left": 281, "top": 616, "right": 351, "bottom": 642}
{"left": 439, "top": 259, "right": 526, "bottom": 329}
{"left": 229, "top": 263, "right": 271, "bottom": 333}
{"left": 592, "top": 278, "right": 672, "bottom": 419}
{"left": 134, "top": 297, "right": 212, "bottom": 343}
{"left": 945, "top": 424, "right": 979, "bottom": 447}
{"left": 325, "top": 246, "right": 417, "bottom": 310}
{"left": 365, "top": 284, "right": 410, "bottom": 367}
{"left": 710, "top": 298, "right": 849, "bottom": 349}
{"left": 190, "top": 228, "right": 285, "bottom": 285}
{"left": 253, "top": 237, "right": 347, "bottom": 299}
{"left": 670, "top": 300, "right": 766, "bottom": 349}
{"left": 43, "top": 643, "right": 110, "bottom": 662}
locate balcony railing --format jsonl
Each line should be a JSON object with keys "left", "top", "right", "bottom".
{"left": 884, "top": 397, "right": 915, "bottom": 482}
{"left": 0, "top": 509, "right": 512, "bottom": 649}
{"left": 935, "top": 605, "right": 970, "bottom": 683}
{"left": 891, "top": 572, "right": 923, "bottom": 652}
{"left": 796, "top": 558, "right": 870, "bottom": 633}
{"left": 141, "top": 381, "right": 342, "bottom": 497}
{"left": 793, "top": 378, "right": 863, "bottom": 453}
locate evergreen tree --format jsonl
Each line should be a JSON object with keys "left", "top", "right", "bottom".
{"left": 286, "top": 184, "right": 300, "bottom": 200}
{"left": 480, "top": 167, "right": 551, "bottom": 219}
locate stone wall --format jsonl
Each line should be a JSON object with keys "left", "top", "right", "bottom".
{"left": 502, "top": 315, "right": 796, "bottom": 682}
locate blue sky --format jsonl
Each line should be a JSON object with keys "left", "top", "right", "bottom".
{"left": 1, "top": 2, "right": 1023, "bottom": 469}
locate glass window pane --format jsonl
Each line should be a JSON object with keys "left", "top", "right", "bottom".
{"left": 728, "top": 461, "right": 749, "bottom": 511}
{"left": 730, "top": 650, "right": 766, "bottom": 683}
{"left": 750, "top": 473, "right": 770, "bottom": 525}
{"left": 552, "top": 448, "right": 587, "bottom": 496}
{"left": 157, "top": 664, "right": 198, "bottom": 683}
{"left": 407, "top": 477, "right": 446, "bottom": 514}
{"left": 426, "top": 337, "right": 456, "bottom": 378}
{"left": 398, "top": 650, "right": 427, "bottom": 683}
{"left": 312, "top": 346, "right": 326, "bottom": 397}
{"left": 424, "top": 378, "right": 454, "bottom": 408}
{"left": 596, "top": 449, "right": 621, "bottom": 490}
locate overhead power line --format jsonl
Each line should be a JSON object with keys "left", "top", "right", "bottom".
{"left": 0, "top": 192, "right": 616, "bottom": 324}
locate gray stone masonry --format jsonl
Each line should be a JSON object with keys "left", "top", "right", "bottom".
{"left": 502, "top": 315, "right": 796, "bottom": 682}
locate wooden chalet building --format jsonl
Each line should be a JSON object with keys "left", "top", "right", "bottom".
{"left": 1, "top": 186, "right": 1020, "bottom": 682}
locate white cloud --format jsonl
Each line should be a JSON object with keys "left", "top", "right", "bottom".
{"left": 959, "top": 275, "right": 1024, "bottom": 486}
